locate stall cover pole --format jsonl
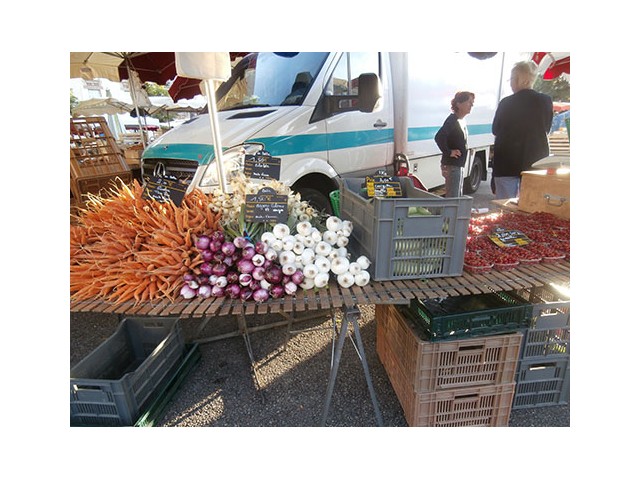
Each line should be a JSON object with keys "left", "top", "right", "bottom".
{"left": 125, "top": 61, "right": 147, "bottom": 149}
{"left": 203, "top": 78, "right": 229, "bottom": 194}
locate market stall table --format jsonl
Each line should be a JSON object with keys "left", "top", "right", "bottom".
{"left": 70, "top": 260, "right": 569, "bottom": 426}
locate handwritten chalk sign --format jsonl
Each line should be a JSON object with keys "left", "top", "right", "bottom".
{"left": 245, "top": 187, "right": 288, "bottom": 223}
{"left": 365, "top": 172, "right": 403, "bottom": 198}
{"left": 489, "top": 227, "right": 532, "bottom": 248}
{"left": 244, "top": 152, "right": 281, "bottom": 181}
{"left": 142, "top": 163, "right": 194, "bottom": 206}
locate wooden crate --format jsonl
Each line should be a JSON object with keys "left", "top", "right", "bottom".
{"left": 70, "top": 117, "right": 130, "bottom": 181}
{"left": 518, "top": 170, "right": 570, "bottom": 219}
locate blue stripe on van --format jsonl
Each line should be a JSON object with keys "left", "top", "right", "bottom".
{"left": 143, "top": 124, "right": 491, "bottom": 164}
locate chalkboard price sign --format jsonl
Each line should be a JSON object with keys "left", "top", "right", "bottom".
{"left": 245, "top": 187, "right": 288, "bottom": 223}
{"left": 365, "top": 172, "right": 403, "bottom": 198}
{"left": 244, "top": 151, "right": 282, "bottom": 181}
{"left": 142, "top": 172, "right": 192, "bottom": 206}
{"left": 489, "top": 227, "right": 532, "bottom": 248}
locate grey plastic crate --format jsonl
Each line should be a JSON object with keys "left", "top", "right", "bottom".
{"left": 70, "top": 317, "right": 185, "bottom": 426}
{"left": 512, "top": 356, "right": 570, "bottom": 409}
{"left": 340, "top": 177, "right": 472, "bottom": 280}
{"left": 516, "top": 285, "right": 570, "bottom": 360}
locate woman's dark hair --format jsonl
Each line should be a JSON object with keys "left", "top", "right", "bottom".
{"left": 451, "top": 91, "right": 475, "bottom": 112}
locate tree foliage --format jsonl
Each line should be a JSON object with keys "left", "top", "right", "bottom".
{"left": 534, "top": 76, "right": 570, "bottom": 102}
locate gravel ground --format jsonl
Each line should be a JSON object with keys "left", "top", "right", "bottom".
{"left": 70, "top": 305, "right": 569, "bottom": 427}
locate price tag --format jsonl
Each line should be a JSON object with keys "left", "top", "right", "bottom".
{"left": 245, "top": 187, "right": 288, "bottom": 223}
{"left": 489, "top": 227, "right": 532, "bottom": 248}
{"left": 244, "top": 151, "right": 281, "bottom": 181}
{"left": 365, "top": 172, "right": 403, "bottom": 198}
{"left": 142, "top": 163, "right": 193, "bottom": 206}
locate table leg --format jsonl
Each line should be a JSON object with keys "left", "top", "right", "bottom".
{"left": 320, "top": 307, "right": 383, "bottom": 427}
{"left": 237, "top": 311, "right": 266, "bottom": 403}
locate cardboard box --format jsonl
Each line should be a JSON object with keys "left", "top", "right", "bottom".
{"left": 124, "top": 147, "right": 143, "bottom": 167}
{"left": 518, "top": 169, "right": 570, "bottom": 219}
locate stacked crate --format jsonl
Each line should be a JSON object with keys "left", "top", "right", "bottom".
{"left": 511, "top": 284, "right": 570, "bottom": 409}
{"left": 70, "top": 117, "right": 132, "bottom": 207}
{"left": 376, "top": 298, "right": 526, "bottom": 427}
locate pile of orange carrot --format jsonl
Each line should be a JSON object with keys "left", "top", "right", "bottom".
{"left": 70, "top": 179, "right": 221, "bottom": 305}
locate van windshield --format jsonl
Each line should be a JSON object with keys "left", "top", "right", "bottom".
{"left": 217, "top": 52, "right": 329, "bottom": 110}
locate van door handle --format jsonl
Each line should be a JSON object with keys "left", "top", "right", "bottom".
{"left": 373, "top": 120, "right": 387, "bottom": 128}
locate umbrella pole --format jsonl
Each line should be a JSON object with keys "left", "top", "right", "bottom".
{"left": 126, "top": 62, "right": 147, "bottom": 149}
{"left": 203, "top": 78, "right": 228, "bottom": 194}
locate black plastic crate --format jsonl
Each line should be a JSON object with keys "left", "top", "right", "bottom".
{"left": 70, "top": 317, "right": 185, "bottom": 426}
{"left": 407, "top": 291, "right": 533, "bottom": 342}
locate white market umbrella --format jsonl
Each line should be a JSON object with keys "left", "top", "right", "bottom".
{"left": 175, "top": 52, "right": 231, "bottom": 193}
{"left": 72, "top": 97, "right": 133, "bottom": 116}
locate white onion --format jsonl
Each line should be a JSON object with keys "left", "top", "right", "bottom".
{"left": 337, "top": 272, "right": 355, "bottom": 288}
{"left": 265, "top": 248, "right": 278, "bottom": 262}
{"left": 315, "top": 241, "right": 332, "bottom": 256}
{"left": 303, "top": 263, "right": 319, "bottom": 279}
{"left": 302, "top": 236, "right": 315, "bottom": 248}
{"left": 335, "top": 246, "right": 348, "bottom": 258}
{"left": 323, "top": 230, "right": 338, "bottom": 245}
{"left": 273, "top": 223, "right": 290, "bottom": 239}
{"left": 296, "top": 221, "right": 313, "bottom": 237}
{"left": 336, "top": 235, "right": 349, "bottom": 248}
{"left": 282, "top": 263, "right": 297, "bottom": 276}
{"left": 355, "top": 270, "right": 371, "bottom": 286}
{"left": 311, "top": 228, "right": 323, "bottom": 243}
{"left": 314, "top": 272, "right": 330, "bottom": 288}
{"left": 279, "top": 250, "right": 296, "bottom": 266}
{"left": 300, "top": 248, "right": 315, "bottom": 265}
{"left": 270, "top": 239, "right": 284, "bottom": 252}
{"left": 356, "top": 255, "right": 371, "bottom": 269}
{"left": 331, "top": 256, "right": 350, "bottom": 275}
{"left": 261, "top": 231, "right": 277, "bottom": 245}
{"left": 284, "top": 281, "right": 298, "bottom": 295}
{"left": 349, "top": 262, "right": 362, "bottom": 275}
{"left": 326, "top": 216, "right": 343, "bottom": 232}
{"left": 293, "top": 241, "right": 305, "bottom": 255}
{"left": 314, "top": 256, "right": 331, "bottom": 273}
{"left": 300, "top": 276, "right": 316, "bottom": 290}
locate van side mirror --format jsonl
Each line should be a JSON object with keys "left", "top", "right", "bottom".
{"left": 356, "top": 73, "right": 381, "bottom": 113}
{"left": 318, "top": 72, "right": 381, "bottom": 119}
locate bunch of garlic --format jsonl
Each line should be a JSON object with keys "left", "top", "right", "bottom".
{"left": 261, "top": 216, "right": 371, "bottom": 289}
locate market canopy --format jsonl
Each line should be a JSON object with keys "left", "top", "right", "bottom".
{"left": 72, "top": 97, "right": 133, "bottom": 117}
{"left": 532, "top": 52, "right": 570, "bottom": 80}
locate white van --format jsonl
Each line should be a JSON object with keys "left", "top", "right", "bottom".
{"left": 142, "top": 52, "right": 506, "bottom": 211}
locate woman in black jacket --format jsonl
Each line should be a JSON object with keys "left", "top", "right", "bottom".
{"left": 435, "top": 91, "right": 475, "bottom": 197}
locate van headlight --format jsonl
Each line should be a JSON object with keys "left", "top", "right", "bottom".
{"left": 199, "top": 143, "right": 265, "bottom": 187}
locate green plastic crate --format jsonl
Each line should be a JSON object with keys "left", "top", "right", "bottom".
{"left": 407, "top": 291, "right": 533, "bottom": 341}
{"left": 329, "top": 189, "right": 340, "bottom": 216}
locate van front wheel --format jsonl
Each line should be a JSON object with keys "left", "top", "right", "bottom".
{"left": 297, "top": 188, "right": 333, "bottom": 216}
{"left": 463, "top": 156, "right": 483, "bottom": 194}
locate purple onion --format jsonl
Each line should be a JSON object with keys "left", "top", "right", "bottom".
{"left": 198, "top": 284, "right": 212, "bottom": 298}
{"left": 209, "top": 240, "right": 222, "bottom": 252}
{"left": 242, "top": 246, "right": 256, "bottom": 259}
{"left": 208, "top": 275, "right": 219, "bottom": 285}
{"left": 211, "top": 263, "right": 228, "bottom": 277}
{"left": 260, "top": 279, "right": 272, "bottom": 291}
{"left": 265, "top": 266, "right": 283, "bottom": 284}
{"left": 252, "top": 288, "right": 269, "bottom": 303}
{"left": 252, "top": 266, "right": 266, "bottom": 281}
{"left": 270, "top": 284, "right": 285, "bottom": 299}
{"left": 211, "top": 285, "right": 226, "bottom": 298}
{"left": 221, "top": 241, "right": 236, "bottom": 256}
{"left": 211, "top": 230, "right": 225, "bottom": 243}
{"left": 284, "top": 281, "right": 297, "bottom": 295}
{"left": 254, "top": 241, "right": 268, "bottom": 255}
{"left": 183, "top": 273, "right": 196, "bottom": 283}
{"left": 225, "top": 283, "right": 241, "bottom": 299}
{"left": 239, "top": 273, "right": 253, "bottom": 286}
{"left": 215, "top": 276, "right": 228, "bottom": 288}
{"left": 263, "top": 259, "right": 272, "bottom": 269}
{"left": 252, "top": 254, "right": 265, "bottom": 267}
{"left": 226, "top": 271, "right": 239, "bottom": 285}
{"left": 240, "top": 287, "right": 254, "bottom": 301}
{"left": 188, "top": 280, "right": 200, "bottom": 290}
{"left": 291, "top": 270, "right": 304, "bottom": 285}
{"left": 200, "top": 262, "right": 214, "bottom": 276}
{"left": 180, "top": 284, "right": 197, "bottom": 299}
{"left": 233, "top": 236, "right": 249, "bottom": 249}
{"left": 212, "top": 251, "right": 225, "bottom": 263}
{"left": 249, "top": 279, "right": 260, "bottom": 291}
{"left": 223, "top": 255, "right": 235, "bottom": 267}
{"left": 201, "top": 249, "right": 214, "bottom": 262}
{"left": 236, "top": 258, "right": 255, "bottom": 274}
{"left": 196, "top": 235, "right": 211, "bottom": 251}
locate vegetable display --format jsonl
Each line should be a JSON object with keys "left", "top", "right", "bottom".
{"left": 70, "top": 172, "right": 372, "bottom": 305}
{"left": 70, "top": 179, "right": 220, "bottom": 304}
{"left": 464, "top": 211, "right": 569, "bottom": 273}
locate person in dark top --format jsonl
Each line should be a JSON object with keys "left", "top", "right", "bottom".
{"left": 491, "top": 60, "right": 553, "bottom": 198}
{"left": 435, "top": 91, "right": 475, "bottom": 197}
